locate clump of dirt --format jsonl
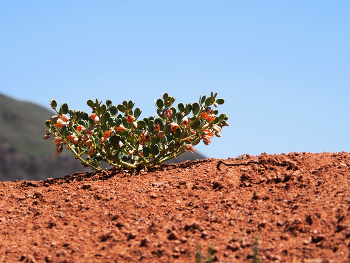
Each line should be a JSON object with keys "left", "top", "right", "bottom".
{"left": 1, "top": 152, "right": 350, "bottom": 263}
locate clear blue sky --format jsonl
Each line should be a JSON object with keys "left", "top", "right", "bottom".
{"left": 1, "top": 1, "right": 349, "bottom": 159}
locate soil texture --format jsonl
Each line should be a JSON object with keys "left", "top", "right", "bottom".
{"left": 1, "top": 152, "right": 350, "bottom": 263}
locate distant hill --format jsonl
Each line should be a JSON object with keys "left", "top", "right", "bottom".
{"left": 0, "top": 94, "right": 206, "bottom": 181}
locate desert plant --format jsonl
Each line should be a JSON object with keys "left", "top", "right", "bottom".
{"left": 252, "top": 234, "right": 260, "bottom": 263}
{"left": 44, "top": 92, "right": 229, "bottom": 171}
{"left": 196, "top": 243, "right": 214, "bottom": 263}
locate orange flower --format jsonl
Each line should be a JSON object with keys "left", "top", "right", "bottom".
{"left": 53, "top": 137, "right": 61, "bottom": 144}
{"left": 77, "top": 125, "right": 85, "bottom": 132}
{"left": 202, "top": 112, "right": 215, "bottom": 122}
{"left": 104, "top": 130, "right": 111, "bottom": 139}
{"left": 126, "top": 115, "right": 135, "bottom": 123}
{"left": 185, "top": 144, "right": 196, "bottom": 152}
{"left": 67, "top": 134, "right": 75, "bottom": 142}
{"left": 90, "top": 113, "right": 97, "bottom": 120}
{"left": 170, "top": 123, "right": 179, "bottom": 132}
{"left": 116, "top": 124, "right": 125, "bottom": 133}
{"left": 55, "top": 119, "right": 67, "bottom": 128}
{"left": 90, "top": 113, "right": 99, "bottom": 123}
{"left": 202, "top": 129, "right": 214, "bottom": 145}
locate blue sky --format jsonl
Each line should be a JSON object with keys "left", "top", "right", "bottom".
{"left": 1, "top": 1, "right": 349, "bottom": 159}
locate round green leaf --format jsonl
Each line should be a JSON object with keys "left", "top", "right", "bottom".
{"left": 100, "top": 104, "right": 106, "bottom": 114}
{"left": 151, "top": 145, "right": 159, "bottom": 155}
{"left": 134, "top": 107, "right": 141, "bottom": 118}
{"left": 185, "top": 104, "right": 192, "bottom": 115}
{"left": 143, "top": 146, "right": 150, "bottom": 157}
{"left": 87, "top": 99, "right": 94, "bottom": 108}
{"left": 100, "top": 115, "right": 108, "bottom": 125}
{"left": 192, "top": 138, "right": 200, "bottom": 146}
{"left": 148, "top": 120, "right": 154, "bottom": 130}
{"left": 154, "top": 117, "right": 164, "bottom": 130}
{"left": 128, "top": 100, "right": 134, "bottom": 109}
{"left": 191, "top": 119, "right": 201, "bottom": 130}
{"left": 156, "top": 99, "right": 163, "bottom": 109}
{"left": 109, "top": 105, "right": 118, "bottom": 116}
{"left": 137, "top": 120, "right": 146, "bottom": 129}
{"left": 106, "top": 99, "right": 112, "bottom": 107}
{"left": 216, "top": 98, "right": 225, "bottom": 105}
{"left": 83, "top": 112, "right": 89, "bottom": 121}
{"left": 61, "top": 103, "right": 69, "bottom": 114}
{"left": 205, "top": 97, "right": 213, "bottom": 106}
{"left": 200, "top": 95, "right": 206, "bottom": 104}
{"left": 50, "top": 99, "right": 57, "bottom": 108}
{"left": 217, "top": 113, "right": 225, "bottom": 122}
{"left": 104, "top": 111, "right": 111, "bottom": 120}
{"left": 117, "top": 104, "right": 126, "bottom": 112}
{"left": 192, "top": 102, "right": 200, "bottom": 115}
{"left": 177, "top": 102, "right": 185, "bottom": 112}
{"left": 45, "top": 120, "right": 51, "bottom": 128}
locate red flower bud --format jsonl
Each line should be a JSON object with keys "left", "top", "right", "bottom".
{"left": 181, "top": 117, "right": 189, "bottom": 125}
{"left": 157, "top": 131, "right": 165, "bottom": 138}
{"left": 170, "top": 123, "right": 179, "bottom": 132}
{"left": 154, "top": 123, "right": 160, "bottom": 131}
{"left": 164, "top": 109, "right": 173, "bottom": 119}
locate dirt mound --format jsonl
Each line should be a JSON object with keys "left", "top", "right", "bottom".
{"left": 1, "top": 152, "right": 350, "bottom": 262}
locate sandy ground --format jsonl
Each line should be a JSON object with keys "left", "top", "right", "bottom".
{"left": 1, "top": 152, "right": 350, "bottom": 263}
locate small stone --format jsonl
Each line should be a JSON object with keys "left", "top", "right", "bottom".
{"left": 346, "top": 231, "right": 350, "bottom": 239}
{"left": 180, "top": 237, "right": 187, "bottom": 243}
{"left": 150, "top": 193, "right": 158, "bottom": 199}
{"left": 45, "top": 255, "right": 53, "bottom": 263}
{"left": 201, "top": 231, "right": 208, "bottom": 238}
{"left": 303, "top": 237, "right": 312, "bottom": 245}
{"left": 277, "top": 221, "right": 283, "bottom": 226}
{"left": 231, "top": 237, "right": 239, "bottom": 242}
{"left": 258, "top": 220, "right": 267, "bottom": 228}
{"left": 267, "top": 254, "right": 281, "bottom": 261}
{"left": 227, "top": 243, "right": 241, "bottom": 251}
{"left": 339, "top": 163, "right": 348, "bottom": 168}
{"left": 140, "top": 238, "right": 149, "bottom": 247}
{"left": 312, "top": 234, "right": 325, "bottom": 243}
{"left": 168, "top": 231, "right": 178, "bottom": 240}
{"left": 127, "top": 232, "right": 137, "bottom": 240}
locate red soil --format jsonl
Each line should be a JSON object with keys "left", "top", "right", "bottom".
{"left": 1, "top": 152, "right": 350, "bottom": 263}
